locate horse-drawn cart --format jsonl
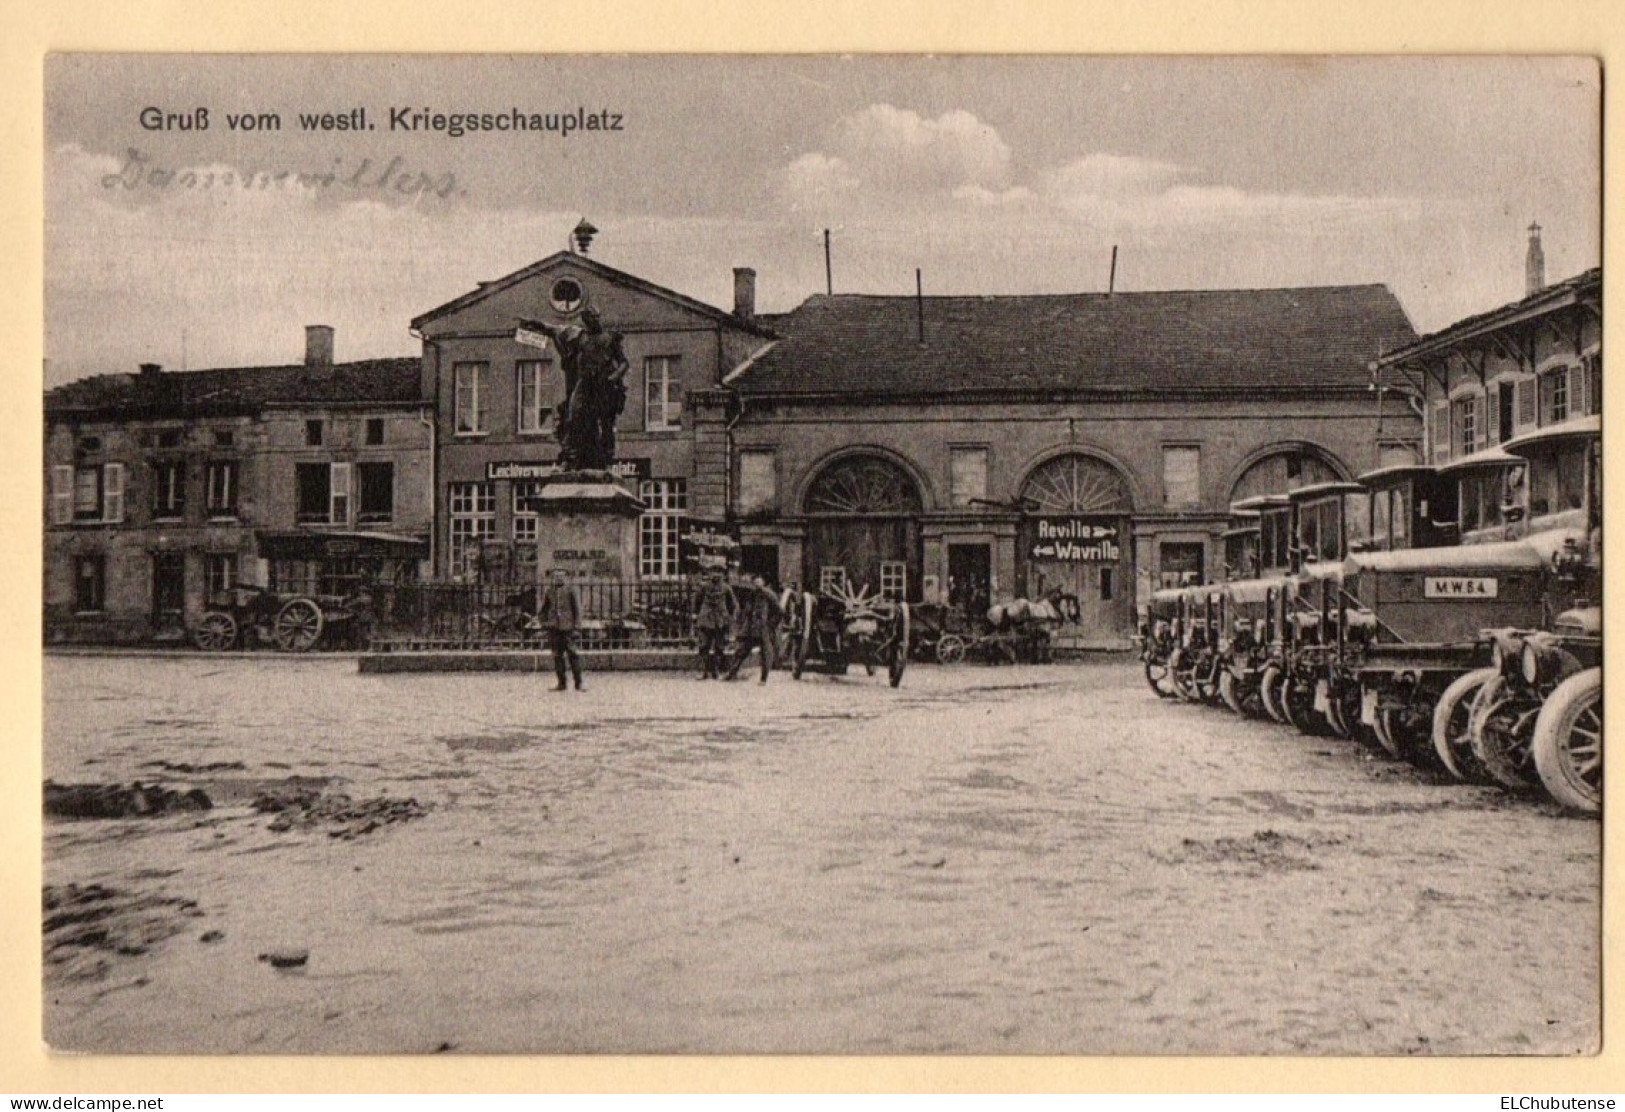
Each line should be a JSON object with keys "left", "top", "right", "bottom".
{"left": 786, "top": 583, "right": 910, "bottom": 687}
{"left": 190, "top": 584, "right": 372, "bottom": 652}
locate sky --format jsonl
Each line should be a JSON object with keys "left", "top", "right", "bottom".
{"left": 43, "top": 55, "right": 1600, "bottom": 387}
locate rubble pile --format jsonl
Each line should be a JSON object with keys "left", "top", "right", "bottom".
{"left": 45, "top": 780, "right": 212, "bottom": 820}
{"left": 253, "top": 786, "right": 429, "bottom": 839}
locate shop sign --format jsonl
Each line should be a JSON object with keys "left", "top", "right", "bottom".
{"left": 1029, "top": 516, "right": 1122, "bottom": 563}
{"left": 487, "top": 457, "right": 651, "bottom": 483}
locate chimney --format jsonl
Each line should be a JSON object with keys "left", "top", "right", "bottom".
{"left": 1525, "top": 221, "right": 1546, "bottom": 296}
{"left": 733, "top": 267, "right": 756, "bottom": 321}
{"left": 138, "top": 362, "right": 162, "bottom": 378}
{"left": 305, "top": 324, "right": 335, "bottom": 368}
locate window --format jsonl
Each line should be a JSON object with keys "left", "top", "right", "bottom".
{"left": 513, "top": 480, "right": 542, "bottom": 543}
{"left": 357, "top": 462, "right": 393, "bottom": 524}
{"left": 295, "top": 463, "right": 349, "bottom": 524}
{"left": 1099, "top": 566, "right": 1115, "bottom": 601}
{"left": 305, "top": 419, "right": 324, "bottom": 447}
{"left": 53, "top": 463, "right": 124, "bottom": 524}
{"left": 156, "top": 430, "right": 180, "bottom": 449}
{"left": 645, "top": 356, "right": 682, "bottom": 431}
{"left": 153, "top": 460, "right": 186, "bottom": 519}
{"left": 214, "top": 429, "right": 235, "bottom": 448}
{"left": 1451, "top": 395, "right": 1481, "bottom": 456}
{"left": 205, "top": 553, "right": 236, "bottom": 597}
{"left": 819, "top": 566, "right": 849, "bottom": 595}
{"left": 1496, "top": 382, "right": 1516, "bottom": 444}
{"left": 516, "top": 360, "right": 553, "bottom": 435}
{"left": 950, "top": 447, "right": 989, "bottom": 507}
{"left": 74, "top": 555, "right": 106, "bottom": 613}
{"left": 1583, "top": 351, "right": 1601, "bottom": 417}
{"left": 1540, "top": 368, "right": 1570, "bottom": 425}
{"left": 1431, "top": 400, "right": 1452, "bottom": 463}
{"left": 638, "top": 479, "right": 687, "bottom": 579}
{"left": 80, "top": 435, "right": 103, "bottom": 452}
{"left": 448, "top": 482, "right": 496, "bottom": 580}
{"left": 454, "top": 363, "right": 489, "bottom": 435}
{"left": 738, "top": 450, "right": 776, "bottom": 515}
{"left": 365, "top": 418, "right": 385, "bottom": 446}
{"left": 880, "top": 560, "right": 907, "bottom": 601}
{"left": 1162, "top": 446, "right": 1201, "bottom": 508}
{"left": 206, "top": 460, "right": 238, "bottom": 517}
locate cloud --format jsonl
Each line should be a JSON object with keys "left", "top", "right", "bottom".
{"left": 781, "top": 104, "right": 1013, "bottom": 212}
{"left": 1044, "top": 153, "right": 1186, "bottom": 199}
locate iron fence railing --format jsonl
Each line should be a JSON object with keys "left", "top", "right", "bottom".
{"left": 367, "top": 579, "right": 698, "bottom": 652}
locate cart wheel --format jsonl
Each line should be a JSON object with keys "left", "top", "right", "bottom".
{"left": 888, "top": 603, "right": 910, "bottom": 687}
{"left": 1532, "top": 668, "right": 1601, "bottom": 814}
{"left": 937, "top": 634, "right": 967, "bottom": 666}
{"left": 1431, "top": 668, "right": 1498, "bottom": 780}
{"left": 1467, "top": 675, "right": 1541, "bottom": 791}
{"left": 191, "top": 611, "right": 238, "bottom": 652}
{"left": 272, "top": 597, "right": 324, "bottom": 653}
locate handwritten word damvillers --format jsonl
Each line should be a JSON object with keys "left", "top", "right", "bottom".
{"left": 100, "top": 149, "right": 462, "bottom": 200}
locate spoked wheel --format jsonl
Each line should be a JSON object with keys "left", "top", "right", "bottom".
{"left": 272, "top": 597, "right": 324, "bottom": 652}
{"left": 191, "top": 611, "right": 238, "bottom": 652}
{"left": 1468, "top": 676, "right": 1542, "bottom": 791}
{"left": 1323, "top": 683, "right": 1352, "bottom": 739}
{"left": 1144, "top": 656, "right": 1178, "bottom": 698}
{"left": 887, "top": 603, "right": 910, "bottom": 688}
{"left": 1168, "top": 649, "right": 1199, "bottom": 702}
{"left": 1282, "top": 676, "right": 1332, "bottom": 737}
{"left": 1377, "top": 704, "right": 1434, "bottom": 764}
{"left": 1192, "top": 661, "right": 1222, "bottom": 705}
{"left": 791, "top": 593, "right": 815, "bottom": 679}
{"left": 1326, "top": 682, "right": 1365, "bottom": 741}
{"left": 1431, "top": 668, "right": 1498, "bottom": 781}
{"left": 1259, "top": 664, "right": 1288, "bottom": 723}
{"left": 937, "top": 634, "right": 967, "bottom": 665}
{"left": 1532, "top": 668, "right": 1602, "bottom": 814}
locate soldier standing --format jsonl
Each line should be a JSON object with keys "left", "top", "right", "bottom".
{"left": 692, "top": 567, "right": 736, "bottom": 680}
{"left": 537, "top": 567, "right": 584, "bottom": 691}
{"left": 727, "top": 575, "right": 783, "bottom": 683}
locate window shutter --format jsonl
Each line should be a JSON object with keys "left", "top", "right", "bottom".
{"left": 330, "top": 462, "right": 351, "bottom": 525}
{"left": 102, "top": 463, "right": 125, "bottom": 523}
{"left": 1567, "top": 365, "right": 1587, "bottom": 420}
{"left": 1516, "top": 378, "right": 1536, "bottom": 428}
{"left": 51, "top": 465, "right": 74, "bottom": 525}
{"left": 1431, "top": 401, "right": 1452, "bottom": 463}
{"left": 1485, "top": 388, "right": 1499, "bottom": 445}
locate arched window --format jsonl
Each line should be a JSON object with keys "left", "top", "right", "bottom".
{"left": 1228, "top": 447, "right": 1341, "bottom": 504}
{"left": 803, "top": 455, "right": 922, "bottom": 516}
{"left": 1018, "top": 454, "right": 1131, "bottom": 513}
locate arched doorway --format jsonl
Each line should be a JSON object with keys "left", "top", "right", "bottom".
{"left": 1229, "top": 445, "right": 1344, "bottom": 503}
{"left": 802, "top": 454, "right": 924, "bottom": 601}
{"left": 1017, "top": 453, "right": 1135, "bottom": 642}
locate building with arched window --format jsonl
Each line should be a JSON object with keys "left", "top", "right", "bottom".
{"left": 696, "top": 284, "right": 1421, "bottom": 647}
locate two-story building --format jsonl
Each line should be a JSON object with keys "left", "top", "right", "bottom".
{"left": 44, "top": 327, "right": 430, "bottom": 644}
{"left": 698, "top": 283, "right": 1422, "bottom": 647}
{"left": 1372, "top": 231, "right": 1600, "bottom": 546}
{"left": 408, "top": 251, "right": 771, "bottom": 582}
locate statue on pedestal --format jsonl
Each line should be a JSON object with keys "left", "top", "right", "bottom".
{"left": 515, "top": 308, "right": 629, "bottom": 472}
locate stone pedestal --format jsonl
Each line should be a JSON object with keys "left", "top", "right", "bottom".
{"left": 528, "top": 471, "right": 646, "bottom": 581}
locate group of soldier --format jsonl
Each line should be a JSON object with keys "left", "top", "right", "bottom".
{"left": 530, "top": 565, "right": 788, "bottom": 691}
